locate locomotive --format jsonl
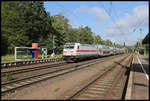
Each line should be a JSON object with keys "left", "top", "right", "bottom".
{"left": 63, "top": 43, "right": 124, "bottom": 62}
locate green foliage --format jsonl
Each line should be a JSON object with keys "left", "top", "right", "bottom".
{"left": 1, "top": 54, "right": 14, "bottom": 62}
{"left": 2, "top": 1, "right": 21, "bottom": 54}
{"left": 1, "top": 1, "right": 52, "bottom": 55}
{"left": 94, "top": 35, "right": 102, "bottom": 44}
{"left": 133, "top": 39, "right": 149, "bottom": 55}
{"left": 2, "top": 1, "right": 125, "bottom": 57}
{"left": 5, "top": 73, "right": 13, "bottom": 81}
{"left": 105, "top": 40, "right": 112, "bottom": 46}
{"left": 51, "top": 14, "right": 68, "bottom": 54}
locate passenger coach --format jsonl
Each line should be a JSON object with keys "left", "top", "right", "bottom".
{"left": 63, "top": 43, "right": 124, "bottom": 62}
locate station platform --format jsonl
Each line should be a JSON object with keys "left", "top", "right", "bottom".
{"left": 125, "top": 54, "right": 149, "bottom": 100}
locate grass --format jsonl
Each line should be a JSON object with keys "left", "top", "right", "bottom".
{"left": 144, "top": 51, "right": 149, "bottom": 56}
{"left": 47, "top": 54, "right": 63, "bottom": 59}
{"left": 1, "top": 54, "right": 63, "bottom": 62}
{"left": 1, "top": 54, "right": 15, "bottom": 62}
{"left": 4, "top": 73, "right": 13, "bottom": 82}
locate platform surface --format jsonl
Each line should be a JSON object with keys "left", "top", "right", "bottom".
{"left": 130, "top": 54, "right": 149, "bottom": 100}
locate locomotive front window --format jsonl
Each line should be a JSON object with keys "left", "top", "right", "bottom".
{"left": 65, "top": 46, "right": 74, "bottom": 49}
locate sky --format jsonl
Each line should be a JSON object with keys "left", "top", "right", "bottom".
{"left": 44, "top": 1, "right": 149, "bottom": 46}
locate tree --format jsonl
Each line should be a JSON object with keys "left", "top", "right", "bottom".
{"left": 105, "top": 40, "right": 112, "bottom": 46}
{"left": 19, "top": 1, "right": 52, "bottom": 45}
{"left": 1, "top": 1, "right": 27, "bottom": 54}
{"left": 67, "top": 28, "right": 79, "bottom": 43}
{"left": 2, "top": 1, "right": 128, "bottom": 56}
{"left": 94, "top": 35, "right": 102, "bottom": 44}
{"left": 1, "top": 1, "right": 53, "bottom": 55}
{"left": 78, "top": 26, "right": 94, "bottom": 44}
{"left": 51, "top": 14, "right": 68, "bottom": 54}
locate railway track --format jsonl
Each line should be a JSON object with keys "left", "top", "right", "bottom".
{"left": 1, "top": 58, "right": 63, "bottom": 68}
{"left": 1, "top": 61, "right": 67, "bottom": 77}
{"left": 1, "top": 54, "right": 124, "bottom": 79}
{"left": 1, "top": 54, "right": 127, "bottom": 95}
{"left": 65, "top": 54, "right": 133, "bottom": 100}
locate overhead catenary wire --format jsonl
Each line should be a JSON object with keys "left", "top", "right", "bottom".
{"left": 98, "top": 2, "right": 126, "bottom": 46}
{"left": 111, "top": 2, "right": 147, "bottom": 34}
{"left": 133, "top": 17, "right": 147, "bottom": 32}
{"left": 109, "top": 1, "right": 112, "bottom": 16}
{"left": 111, "top": 2, "right": 127, "bottom": 46}
{"left": 56, "top": 2, "right": 134, "bottom": 46}
{"left": 99, "top": 2, "right": 125, "bottom": 35}
{"left": 111, "top": 3, "right": 120, "bottom": 21}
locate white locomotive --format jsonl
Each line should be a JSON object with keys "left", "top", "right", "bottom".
{"left": 63, "top": 43, "right": 124, "bottom": 62}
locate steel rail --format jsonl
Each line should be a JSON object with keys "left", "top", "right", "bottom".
{"left": 1, "top": 54, "right": 127, "bottom": 94}
{"left": 1, "top": 62, "right": 67, "bottom": 77}
{"left": 2, "top": 54, "right": 124, "bottom": 77}
{"left": 1, "top": 58, "right": 63, "bottom": 68}
{"left": 2, "top": 54, "right": 125, "bottom": 85}
{"left": 65, "top": 54, "right": 130, "bottom": 100}
{"left": 104, "top": 54, "right": 133, "bottom": 99}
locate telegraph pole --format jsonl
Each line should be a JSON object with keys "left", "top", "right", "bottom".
{"left": 53, "top": 35, "right": 54, "bottom": 54}
{"left": 51, "top": 35, "right": 55, "bottom": 57}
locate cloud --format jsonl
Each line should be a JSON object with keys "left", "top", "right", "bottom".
{"left": 110, "top": 37, "right": 138, "bottom": 46}
{"left": 73, "top": 4, "right": 148, "bottom": 46}
{"left": 90, "top": 7, "right": 109, "bottom": 23}
{"left": 74, "top": 5, "right": 109, "bottom": 24}
{"left": 105, "top": 5, "right": 149, "bottom": 35}
{"left": 122, "top": 37, "right": 138, "bottom": 46}
{"left": 74, "top": 5, "right": 87, "bottom": 14}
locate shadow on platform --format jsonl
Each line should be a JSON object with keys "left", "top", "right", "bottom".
{"left": 113, "top": 60, "right": 149, "bottom": 100}
{"left": 114, "top": 61, "right": 149, "bottom": 75}
{"left": 132, "top": 64, "right": 149, "bottom": 75}
{"left": 133, "top": 82, "right": 149, "bottom": 87}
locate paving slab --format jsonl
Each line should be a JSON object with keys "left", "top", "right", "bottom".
{"left": 126, "top": 54, "right": 149, "bottom": 100}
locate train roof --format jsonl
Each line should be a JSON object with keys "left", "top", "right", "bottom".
{"left": 64, "top": 43, "right": 125, "bottom": 50}
{"left": 97, "top": 44, "right": 109, "bottom": 49}
{"left": 65, "top": 43, "right": 80, "bottom": 45}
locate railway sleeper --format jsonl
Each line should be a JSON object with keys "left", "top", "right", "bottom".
{"left": 75, "top": 93, "right": 105, "bottom": 99}
{"left": 85, "top": 88, "right": 107, "bottom": 92}
{"left": 89, "top": 86, "right": 111, "bottom": 91}
{"left": 81, "top": 91, "right": 106, "bottom": 96}
{"left": 4, "top": 86, "right": 14, "bottom": 89}
{"left": 13, "top": 83, "right": 22, "bottom": 87}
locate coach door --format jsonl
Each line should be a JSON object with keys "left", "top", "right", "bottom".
{"left": 99, "top": 48, "right": 102, "bottom": 56}
{"left": 77, "top": 45, "right": 80, "bottom": 55}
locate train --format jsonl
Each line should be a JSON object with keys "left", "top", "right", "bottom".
{"left": 63, "top": 43, "right": 125, "bottom": 62}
